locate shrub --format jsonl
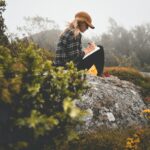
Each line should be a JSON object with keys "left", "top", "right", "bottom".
{"left": 0, "top": 41, "right": 89, "bottom": 150}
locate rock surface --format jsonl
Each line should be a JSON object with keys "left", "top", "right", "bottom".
{"left": 76, "top": 74, "right": 148, "bottom": 132}
{"left": 140, "top": 72, "right": 150, "bottom": 78}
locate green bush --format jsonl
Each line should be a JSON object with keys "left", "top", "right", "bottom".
{"left": 0, "top": 40, "right": 89, "bottom": 150}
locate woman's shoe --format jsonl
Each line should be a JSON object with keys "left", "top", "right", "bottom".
{"left": 97, "top": 72, "right": 104, "bottom": 77}
{"left": 97, "top": 72, "right": 111, "bottom": 77}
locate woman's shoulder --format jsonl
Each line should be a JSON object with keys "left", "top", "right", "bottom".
{"left": 60, "top": 28, "right": 74, "bottom": 38}
{"left": 59, "top": 28, "right": 81, "bottom": 41}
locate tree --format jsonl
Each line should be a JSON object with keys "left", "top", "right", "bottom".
{"left": 91, "top": 17, "right": 150, "bottom": 71}
{"left": 131, "top": 24, "right": 150, "bottom": 69}
{"left": 0, "top": 0, "right": 9, "bottom": 46}
{"left": 17, "top": 16, "right": 61, "bottom": 51}
{"left": 17, "top": 15, "right": 59, "bottom": 37}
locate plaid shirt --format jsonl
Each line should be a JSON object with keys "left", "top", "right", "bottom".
{"left": 53, "top": 28, "right": 85, "bottom": 67}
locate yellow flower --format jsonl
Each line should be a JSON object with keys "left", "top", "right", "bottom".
{"left": 143, "top": 109, "right": 150, "bottom": 113}
{"left": 134, "top": 138, "right": 140, "bottom": 143}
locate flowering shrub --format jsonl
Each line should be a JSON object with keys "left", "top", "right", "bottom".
{"left": 125, "top": 130, "right": 142, "bottom": 150}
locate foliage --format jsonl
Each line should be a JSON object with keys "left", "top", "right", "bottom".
{"left": 17, "top": 15, "right": 59, "bottom": 36}
{"left": 0, "top": 0, "right": 9, "bottom": 46}
{"left": 125, "top": 125, "right": 150, "bottom": 150}
{"left": 0, "top": 40, "right": 89, "bottom": 150}
{"left": 104, "top": 66, "right": 150, "bottom": 100}
{"left": 93, "top": 18, "right": 150, "bottom": 72}
{"left": 57, "top": 126, "right": 150, "bottom": 150}
{"left": 16, "top": 15, "right": 61, "bottom": 51}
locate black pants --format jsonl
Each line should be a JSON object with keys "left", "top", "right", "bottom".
{"left": 76, "top": 45, "right": 104, "bottom": 76}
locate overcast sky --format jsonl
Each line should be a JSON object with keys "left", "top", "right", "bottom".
{"left": 4, "top": 0, "right": 150, "bottom": 37}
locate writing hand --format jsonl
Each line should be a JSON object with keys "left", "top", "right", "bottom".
{"left": 88, "top": 41, "right": 96, "bottom": 50}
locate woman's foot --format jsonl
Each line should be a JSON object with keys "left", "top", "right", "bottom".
{"left": 97, "top": 72, "right": 111, "bottom": 77}
{"left": 97, "top": 72, "right": 104, "bottom": 77}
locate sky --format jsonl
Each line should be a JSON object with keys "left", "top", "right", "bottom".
{"left": 3, "top": 0, "right": 150, "bottom": 38}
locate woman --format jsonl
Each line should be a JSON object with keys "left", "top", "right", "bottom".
{"left": 53, "top": 11, "right": 105, "bottom": 77}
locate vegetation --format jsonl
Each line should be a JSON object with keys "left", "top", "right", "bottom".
{"left": 52, "top": 126, "right": 150, "bottom": 150}
{"left": 0, "top": 0, "right": 9, "bottom": 46}
{"left": 0, "top": 39, "right": 90, "bottom": 149}
{"left": 104, "top": 66, "right": 150, "bottom": 103}
{"left": 0, "top": 1, "right": 150, "bottom": 149}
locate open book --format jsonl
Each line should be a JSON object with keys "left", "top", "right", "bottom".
{"left": 82, "top": 46, "right": 100, "bottom": 59}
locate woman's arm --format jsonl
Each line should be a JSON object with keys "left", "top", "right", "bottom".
{"left": 54, "top": 34, "right": 68, "bottom": 66}
{"left": 65, "top": 32, "right": 86, "bottom": 63}
{"left": 55, "top": 30, "right": 88, "bottom": 66}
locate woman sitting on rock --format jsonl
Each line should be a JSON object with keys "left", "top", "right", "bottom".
{"left": 53, "top": 11, "right": 105, "bottom": 77}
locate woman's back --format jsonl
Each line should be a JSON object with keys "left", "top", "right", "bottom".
{"left": 54, "top": 27, "right": 84, "bottom": 67}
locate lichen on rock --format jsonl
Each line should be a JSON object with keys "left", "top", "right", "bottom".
{"left": 76, "top": 74, "right": 148, "bottom": 132}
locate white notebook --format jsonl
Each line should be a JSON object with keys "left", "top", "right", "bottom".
{"left": 82, "top": 46, "right": 100, "bottom": 59}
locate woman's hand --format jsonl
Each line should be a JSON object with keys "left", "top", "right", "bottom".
{"left": 88, "top": 41, "right": 96, "bottom": 50}
{"left": 84, "top": 42, "right": 96, "bottom": 55}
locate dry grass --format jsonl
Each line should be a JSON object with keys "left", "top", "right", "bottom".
{"left": 104, "top": 66, "right": 150, "bottom": 102}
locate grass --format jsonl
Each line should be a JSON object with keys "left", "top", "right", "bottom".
{"left": 60, "top": 126, "right": 150, "bottom": 150}
{"left": 104, "top": 66, "right": 150, "bottom": 105}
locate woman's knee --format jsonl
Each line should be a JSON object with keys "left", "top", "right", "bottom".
{"left": 97, "top": 45, "right": 104, "bottom": 53}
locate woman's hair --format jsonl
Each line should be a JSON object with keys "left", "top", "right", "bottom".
{"left": 60, "top": 18, "right": 82, "bottom": 39}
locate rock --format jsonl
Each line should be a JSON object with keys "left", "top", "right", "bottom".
{"left": 140, "top": 72, "right": 150, "bottom": 78}
{"left": 76, "top": 74, "right": 148, "bottom": 132}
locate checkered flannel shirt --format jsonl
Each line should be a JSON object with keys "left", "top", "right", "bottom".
{"left": 53, "top": 28, "right": 85, "bottom": 67}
